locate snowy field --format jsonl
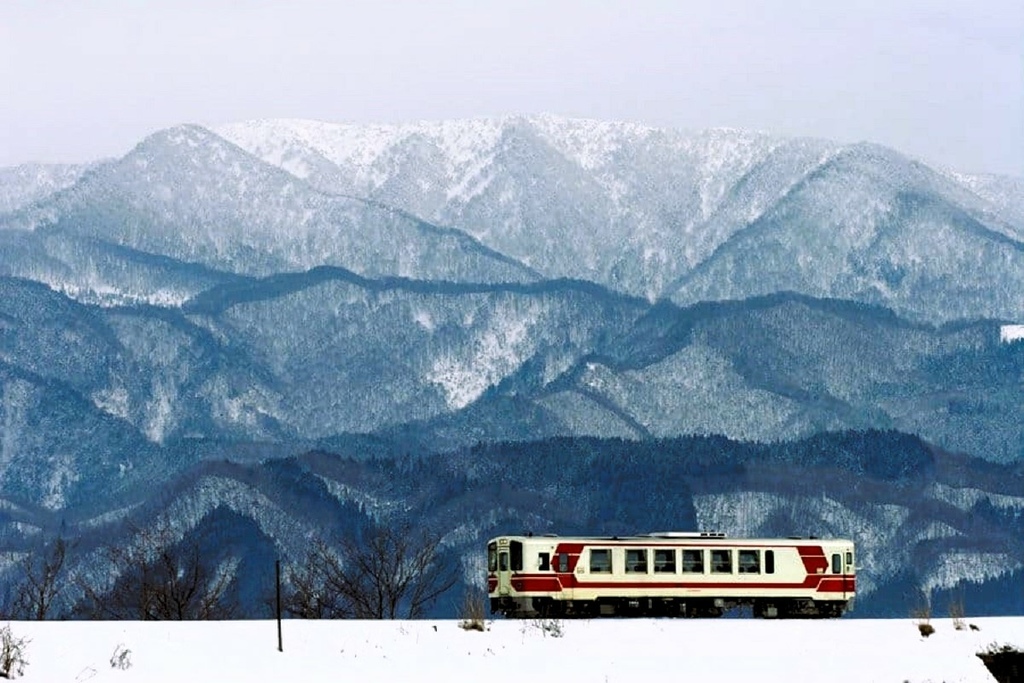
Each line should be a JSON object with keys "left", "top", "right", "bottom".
{"left": 6, "top": 616, "right": 1023, "bottom": 682}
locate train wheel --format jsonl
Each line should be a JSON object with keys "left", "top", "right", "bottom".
{"left": 815, "top": 601, "right": 845, "bottom": 618}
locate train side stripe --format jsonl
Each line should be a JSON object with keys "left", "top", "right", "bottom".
{"left": 508, "top": 574, "right": 855, "bottom": 592}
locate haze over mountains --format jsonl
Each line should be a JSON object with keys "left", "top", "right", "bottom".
{"left": 0, "top": 115, "right": 1021, "bottom": 618}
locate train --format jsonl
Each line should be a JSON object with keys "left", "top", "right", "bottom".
{"left": 486, "top": 531, "right": 856, "bottom": 618}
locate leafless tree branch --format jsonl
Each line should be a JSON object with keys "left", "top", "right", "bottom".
{"left": 13, "top": 537, "right": 68, "bottom": 620}
{"left": 286, "top": 525, "right": 457, "bottom": 619}
{"left": 76, "top": 517, "right": 238, "bottom": 620}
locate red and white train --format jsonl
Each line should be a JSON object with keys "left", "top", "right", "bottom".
{"left": 486, "top": 532, "right": 856, "bottom": 618}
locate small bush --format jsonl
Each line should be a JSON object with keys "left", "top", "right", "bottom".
{"left": 949, "top": 595, "right": 966, "bottom": 631}
{"left": 110, "top": 643, "right": 132, "bottom": 670}
{"left": 457, "top": 589, "right": 487, "bottom": 632}
{"left": 518, "top": 616, "right": 565, "bottom": 640}
{"left": 911, "top": 596, "right": 933, "bottom": 637}
{"left": 534, "top": 618, "right": 564, "bottom": 638}
{"left": 0, "top": 624, "right": 29, "bottom": 679}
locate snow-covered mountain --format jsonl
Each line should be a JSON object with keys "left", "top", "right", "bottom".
{"left": 3, "top": 116, "right": 1021, "bottom": 322}
{"left": 669, "top": 143, "right": 1024, "bottom": 323}
{"left": 0, "top": 125, "right": 536, "bottom": 305}
{"left": 0, "top": 162, "right": 91, "bottom": 214}
{"left": 0, "top": 115, "right": 1022, "bottom": 618}
{"left": 2, "top": 268, "right": 1021, "bottom": 521}
{"left": 219, "top": 116, "right": 1024, "bottom": 323}
{"left": 217, "top": 116, "right": 838, "bottom": 301}
{"left": 944, "top": 170, "right": 1024, "bottom": 233}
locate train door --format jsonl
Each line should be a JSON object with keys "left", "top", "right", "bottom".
{"left": 496, "top": 539, "right": 523, "bottom": 596}
{"left": 497, "top": 547, "right": 512, "bottom": 595}
{"left": 843, "top": 548, "right": 854, "bottom": 599}
{"left": 556, "top": 550, "right": 573, "bottom": 602}
{"left": 831, "top": 551, "right": 848, "bottom": 600}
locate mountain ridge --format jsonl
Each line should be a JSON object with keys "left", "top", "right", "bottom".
{"left": 217, "top": 116, "right": 1024, "bottom": 322}
{"left": 0, "top": 116, "right": 1021, "bottom": 616}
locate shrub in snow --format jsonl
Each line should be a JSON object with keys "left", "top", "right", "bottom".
{"left": 523, "top": 618, "right": 563, "bottom": 638}
{"left": 0, "top": 624, "right": 29, "bottom": 679}
{"left": 948, "top": 595, "right": 966, "bottom": 631}
{"left": 458, "top": 589, "right": 488, "bottom": 632}
{"left": 911, "top": 597, "right": 933, "bottom": 638}
{"left": 541, "top": 619, "right": 564, "bottom": 638}
{"left": 110, "top": 643, "right": 132, "bottom": 670}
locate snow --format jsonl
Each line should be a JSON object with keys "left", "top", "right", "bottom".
{"left": 8, "top": 616, "right": 1023, "bottom": 682}
{"left": 426, "top": 303, "right": 537, "bottom": 410}
{"left": 1000, "top": 325, "right": 1024, "bottom": 343}
{"left": 930, "top": 483, "right": 1024, "bottom": 513}
{"left": 923, "top": 552, "right": 1024, "bottom": 595}
{"left": 217, "top": 116, "right": 509, "bottom": 203}
{"left": 41, "top": 451, "right": 79, "bottom": 511}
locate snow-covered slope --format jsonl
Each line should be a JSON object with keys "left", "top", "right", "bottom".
{"left": 945, "top": 170, "right": 1024, "bottom": 236}
{"left": 670, "top": 143, "right": 1024, "bottom": 323}
{"left": 5, "top": 117, "right": 1019, "bottom": 322}
{"left": 0, "top": 162, "right": 91, "bottom": 214}
{"left": 218, "top": 116, "right": 829, "bottom": 301}
{"left": 0, "top": 125, "right": 536, "bottom": 305}
{"left": 219, "top": 116, "right": 1024, "bottom": 322}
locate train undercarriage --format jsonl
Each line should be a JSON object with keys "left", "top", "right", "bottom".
{"left": 492, "top": 596, "right": 850, "bottom": 619}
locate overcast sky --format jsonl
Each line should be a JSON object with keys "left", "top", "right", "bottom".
{"left": 1, "top": 0, "right": 1021, "bottom": 175}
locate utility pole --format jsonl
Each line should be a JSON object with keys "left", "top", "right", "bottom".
{"left": 276, "top": 559, "right": 283, "bottom": 652}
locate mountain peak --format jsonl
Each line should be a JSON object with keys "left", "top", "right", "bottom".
{"left": 135, "top": 123, "right": 221, "bottom": 150}
{"left": 123, "top": 124, "right": 254, "bottom": 171}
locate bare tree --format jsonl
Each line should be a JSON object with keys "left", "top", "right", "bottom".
{"left": 282, "top": 539, "right": 351, "bottom": 619}
{"left": 287, "top": 525, "right": 457, "bottom": 619}
{"left": 77, "top": 518, "right": 237, "bottom": 620}
{"left": 13, "top": 537, "right": 68, "bottom": 620}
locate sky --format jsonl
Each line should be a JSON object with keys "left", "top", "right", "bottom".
{"left": 10, "top": 616, "right": 1023, "bottom": 682}
{"left": 1, "top": 0, "right": 1022, "bottom": 176}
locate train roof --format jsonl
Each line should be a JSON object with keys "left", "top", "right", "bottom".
{"left": 488, "top": 532, "right": 854, "bottom": 545}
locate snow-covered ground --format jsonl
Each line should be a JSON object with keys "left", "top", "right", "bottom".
{"left": 7, "top": 616, "right": 1023, "bottom": 682}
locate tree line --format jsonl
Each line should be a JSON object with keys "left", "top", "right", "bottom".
{"left": 1, "top": 518, "right": 457, "bottom": 621}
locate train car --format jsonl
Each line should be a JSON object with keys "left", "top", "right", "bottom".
{"left": 486, "top": 531, "right": 855, "bottom": 618}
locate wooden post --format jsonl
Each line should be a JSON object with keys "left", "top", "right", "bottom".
{"left": 276, "top": 559, "right": 283, "bottom": 652}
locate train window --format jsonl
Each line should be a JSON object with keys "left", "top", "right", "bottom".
{"left": 832, "top": 553, "right": 841, "bottom": 574}
{"left": 738, "top": 549, "right": 760, "bottom": 574}
{"left": 765, "top": 550, "right": 775, "bottom": 575}
{"left": 590, "top": 549, "right": 612, "bottom": 574}
{"left": 654, "top": 548, "right": 676, "bottom": 573}
{"left": 538, "top": 552, "right": 550, "bottom": 571}
{"left": 711, "top": 549, "right": 732, "bottom": 574}
{"left": 846, "top": 551, "right": 853, "bottom": 568}
{"left": 510, "top": 541, "right": 523, "bottom": 571}
{"left": 488, "top": 543, "right": 497, "bottom": 572}
{"left": 625, "top": 549, "right": 648, "bottom": 573}
{"left": 681, "top": 549, "right": 704, "bottom": 573}
{"left": 499, "top": 552, "right": 509, "bottom": 572}
{"left": 558, "top": 553, "right": 569, "bottom": 572}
